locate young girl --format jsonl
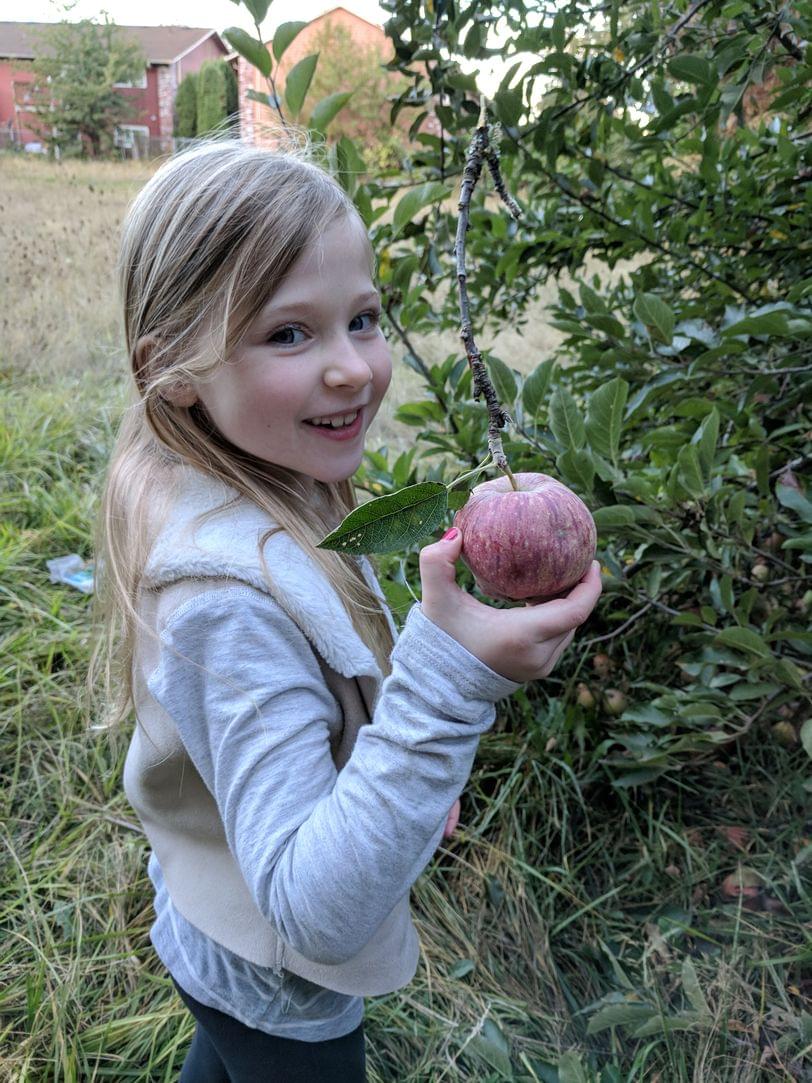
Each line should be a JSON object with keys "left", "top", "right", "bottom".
{"left": 93, "top": 139, "right": 602, "bottom": 1082}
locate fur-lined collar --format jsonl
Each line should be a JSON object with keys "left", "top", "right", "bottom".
{"left": 142, "top": 466, "right": 393, "bottom": 680}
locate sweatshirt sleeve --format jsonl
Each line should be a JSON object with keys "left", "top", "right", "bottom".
{"left": 147, "top": 586, "right": 519, "bottom": 967}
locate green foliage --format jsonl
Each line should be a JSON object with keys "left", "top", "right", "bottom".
{"left": 196, "top": 60, "right": 236, "bottom": 136}
{"left": 29, "top": 16, "right": 146, "bottom": 157}
{"left": 342, "top": 0, "right": 811, "bottom": 791}
{"left": 173, "top": 71, "right": 197, "bottom": 139}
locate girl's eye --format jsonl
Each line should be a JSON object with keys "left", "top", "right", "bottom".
{"left": 268, "top": 325, "right": 307, "bottom": 346}
{"left": 349, "top": 311, "right": 381, "bottom": 333}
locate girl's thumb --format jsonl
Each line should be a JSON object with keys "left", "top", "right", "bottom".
{"left": 418, "top": 527, "right": 464, "bottom": 607}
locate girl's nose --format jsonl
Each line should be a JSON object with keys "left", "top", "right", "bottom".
{"left": 322, "top": 344, "right": 374, "bottom": 388}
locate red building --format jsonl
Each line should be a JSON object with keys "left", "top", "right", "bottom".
{"left": 0, "top": 22, "right": 230, "bottom": 154}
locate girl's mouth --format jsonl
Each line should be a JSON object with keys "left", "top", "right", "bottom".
{"left": 303, "top": 409, "right": 363, "bottom": 440}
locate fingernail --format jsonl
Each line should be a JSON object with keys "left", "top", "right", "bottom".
{"left": 442, "top": 528, "right": 459, "bottom": 542}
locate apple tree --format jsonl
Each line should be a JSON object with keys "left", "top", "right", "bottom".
{"left": 226, "top": 0, "right": 811, "bottom": 786}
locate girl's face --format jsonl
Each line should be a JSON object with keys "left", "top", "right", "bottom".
{"left": 190, "top": 215, "right": 392, "bottom": 485}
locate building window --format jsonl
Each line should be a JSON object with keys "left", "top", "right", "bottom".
{"left": 114, "top": 124, "right": 150, "bottom": 155}
{"left": 114, "top": 70, "right": 148, "bottom": 89}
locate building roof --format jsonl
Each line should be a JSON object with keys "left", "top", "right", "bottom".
{"left": 0, "top": 22, "right": 228, "bottom": 64}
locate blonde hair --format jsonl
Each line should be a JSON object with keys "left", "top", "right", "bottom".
{"left": 89, "top": 138, "right": 394, "bottom": 730}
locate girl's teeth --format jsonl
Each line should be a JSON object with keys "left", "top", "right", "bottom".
{"left": 309, "top": 411, "right": 359, "bottom": 428}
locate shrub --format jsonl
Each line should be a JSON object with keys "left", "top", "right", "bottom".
{"left": 174, "top": 72, "right": 197, "bottom": 139}
{"left": 196, "top": 60, "right": 234, "bottom": 136}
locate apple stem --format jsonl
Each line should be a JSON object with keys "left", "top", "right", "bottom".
{"left": 455, "top": 97, "right": 522, "bottom": 486}
{"left": 503, "top": 463, "right": 520, "bottom": 491}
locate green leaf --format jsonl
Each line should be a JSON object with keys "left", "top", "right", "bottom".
{"left": 493, "top": 88, "right": 523, "bottom": 127}
{"left": 682, "top": 957, "right": 711, "bottom": 1016}
{"left": 245, "top": 88, "right": 273, "bottom": 107}
{"left": 667, "top": 54, "right": 715, "bottom": 86}
{"left": 522, "top": 359, "right": 554, "bottom": 419}
{"left": 273, "top": 21, "right": 308, "bottom": 62}
{"left": 722, "top": 311, "right": 792, "bottom": 337}
{"left": 633, "top": 1010, "right": 704, "bottom": 1038}
{"left": 776, "top": 482, "right": 812, "bottom": 523}
{"left": 558, "top": 1051, "right": 590, "bottom": 1083}
{"left": 285, "top": 53, "right": 319, "bottom": 117}
{"left": 715, "top": 627, "right": 773, "bottom": 659}
{"left": 691, "top": 407, "right": 719, "bottom": 482}
{"left": 448, "top": 958, "right": 475, "bottom": 979}
{"left": 392, "top": 182, "right": 452, "bottom": 238}
{"left": 801, "top": 719, "right": 812, "bottom": 759}
{"left": 487, "top": 356, "right": 517, "bottom": 406}
{"left": 309, "top": 91, "right": 353, "bottom": 135}
{"left": 676, "top": 444, "right": 706, "bottom": 499}
{"left": 633, "top": 293, "right": 675, "bottom": 344}
{"left": 586, "top": 377, "right": 628, "bottom": 463}
{"left": 587, "top": 1001, "right": 655, "bottom": 1034}
{"left": 317, "top": 483, "right": 448, "bottom": 554}
{"left": 727, "top": 682, "right": 781, "bottom": 701}
{"left": 236, "top": 0, "right": 272, "bottom": 25}
{"left": 592, "top": 505, "right": 635, "bottom": 529}
{"left": 549, "top": 387, "right": 586, "bottom": 450}
{"left": 223, "top": 27, "right": 271, "bottom": 77}
{"left": 556, "top": 448, "right": 595, "bottom": 494}
{"left": 466, "top": 1017, "right": 513, "bottom": 1076}
{"left": 332, "top": 135, "right": 366, "bottom": 196}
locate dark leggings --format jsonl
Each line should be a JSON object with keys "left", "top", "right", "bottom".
{"left": 173, "top": 978, "right": 367, "bottom": 1082}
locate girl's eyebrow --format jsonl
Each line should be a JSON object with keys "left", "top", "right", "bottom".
{"left": 261, "top": 291, "right": 381, "bottom": 319}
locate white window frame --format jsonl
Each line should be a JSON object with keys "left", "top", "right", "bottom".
{"left": 114, "top": 124, "right": 150, "bottom": 149}
{"left": 113, "top": 70, "right": 148, "bottom": 89}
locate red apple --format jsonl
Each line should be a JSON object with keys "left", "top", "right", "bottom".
{"left": 452, "top": 472, "right": 597, "bottom": 601}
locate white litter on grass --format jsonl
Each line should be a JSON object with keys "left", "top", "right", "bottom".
{"left": 46, "top": 554, "right": 95, "bottom": 594}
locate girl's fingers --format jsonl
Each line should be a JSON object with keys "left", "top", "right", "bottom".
{"left": 521, "top": 561, "right": 603, "bottom": 639}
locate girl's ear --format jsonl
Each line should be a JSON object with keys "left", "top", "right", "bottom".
{"left": 135, "top": 335, "right": 198, "bottom": 408}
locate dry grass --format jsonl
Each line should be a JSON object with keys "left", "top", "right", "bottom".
{"left": 0, "top": 155, "right": 153, "bottom": 385}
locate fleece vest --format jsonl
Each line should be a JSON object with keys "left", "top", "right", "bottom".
{"left": 122, "top": 467, "right": 419, "bottom": 997}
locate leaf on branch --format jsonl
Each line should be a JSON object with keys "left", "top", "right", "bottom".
{"left": 273, "top": 21, "right": 308, "bottom": 62}
{"left": 776, "top": 482, "right": 812, "bottom": 524}
{"left": 633, "top": 293, "right": 675, "bottom": 345}
{"left": 486, "top": 355, "right": 518, "bottom": 407}
{"left": 715, "top": 627, "right": 773, "bottom": 660}
{"left": 722, "top": 311, "right": 792, "bottom": 338}
{"left": 223, "top": 27, "right": 271, "bottom": 77}
{"left": 667, "top": 54, "right": 715, "bottom": 87}
{"left": 521, "top": 358, "right": 555, "bottom": 419}
{"left": 556, "top": 447, "right": 595, "bottom": 494}
{"left": 317, "top": 483, "right": 448, "bottom": 554}
{"left": 586, "top": 377, "right": 628, "bottom": 464}
{"left": 392, "top": 182, "right": 452, "bottom": 238}
{"left": 309, "top": 91, "right": 354, "bottom": 136}
{"left": 285, "top": 53, "right": 319, "bottom": 117}
{"left": 549, "top": 386, "right": 586, "bottom": 450}
{"left": 235, "top": 0, "right": 273, "bottom": 26}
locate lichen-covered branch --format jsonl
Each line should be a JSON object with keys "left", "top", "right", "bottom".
{"left": 455, "top": 98, "right": 522, "bottom": 490}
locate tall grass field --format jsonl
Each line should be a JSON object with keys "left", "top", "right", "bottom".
{"left": 1, "top": 154, "right": 809, "bottom": 1081}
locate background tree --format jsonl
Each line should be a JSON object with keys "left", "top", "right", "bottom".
{"left": 196, "top": 59, "right": 238, "bottom": 136}
{"left": 30, "top": 16, "right": 145, "bottom": 158}
{"left": 173, "top": 71, "right": 198, "bottom": 140}
{"left": 304, "top": 22, "right": 412, "bottom": 168}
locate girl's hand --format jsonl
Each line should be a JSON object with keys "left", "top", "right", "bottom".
{"left": 442, "top": 798, "right": 461, "bottom": 839}
{"left": 419, "top": 528, "right": 602, "bottom": 685}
